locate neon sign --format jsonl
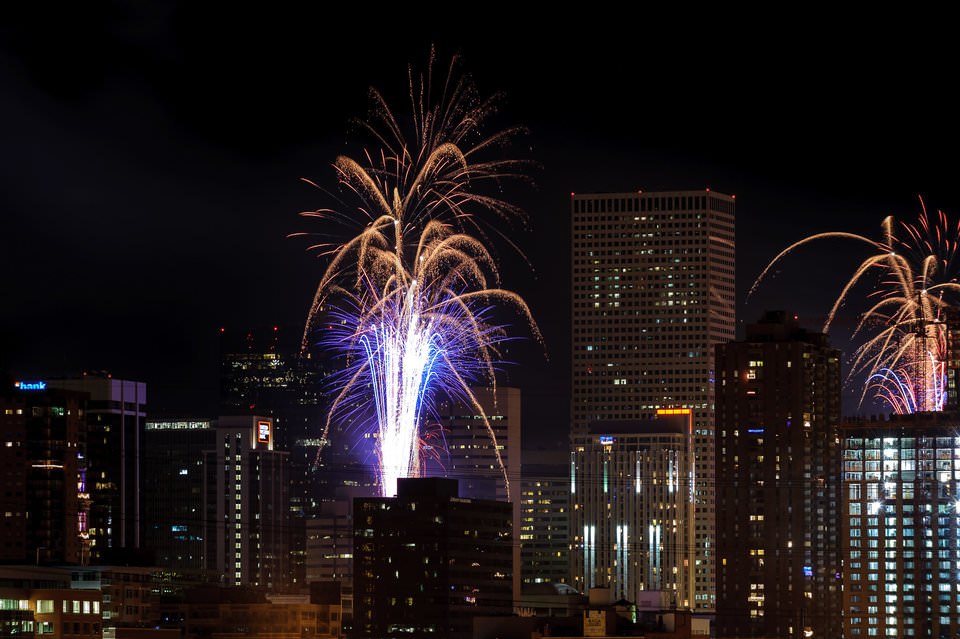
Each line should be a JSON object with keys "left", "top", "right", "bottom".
{"left": 599, "top": 436, "right": 614, "bottom": 445}
{"left": 257, "top": 420, "right": 271, "bottom": 444}
{"left": 14, "top": 381, "right": 46, "bottom": 390}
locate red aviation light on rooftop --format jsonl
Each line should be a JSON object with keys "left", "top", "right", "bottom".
{"left": 657, "top": 408, "right": 692, "bottom": 415}
{"left": 705, "top": 188, "right": 710, "bottom": 192}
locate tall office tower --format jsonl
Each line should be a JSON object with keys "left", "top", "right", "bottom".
{"left": 519, "top": 450, "right": 570, "bottom": 591}
{"left": 141, "top": 418, "right": 218, "bottom": 578}
{"left": 571, "top": 190, "right": 735, "bottom": 610}
{"left": 353, "top": 478, "right": 513, "bottom": 639}
{"left": 1, "top": 379, "right": 85, "bottom": 564}
{"left": 570, "top": 411, "right": 695, "bottom": 607}
{"left": 142, "top": 416, "right": 289, "bottom": 590}
{"left": 219, "top": 326, "right": 326, "bottom": 588}
{"left": 715, "top": 311, "right": 842, "bottom": 638}
{"left": 203, "top": 416, "right": 289, "bottom": 590}
{"left": 429, "top": 386, "right": 521, "bottom": 596}
{"left": 841, "top": 413, "right": 960, "bottom": 639}
{"left": 48, "top": 374, "right": 146, "bottom": 562}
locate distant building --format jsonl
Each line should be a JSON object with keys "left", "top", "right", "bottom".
{"left": 570, "top": 412, "right": 695, "bottom": 608}
{"left": 353, "top": 478, "right": 513, "bottom": 639}
{"left": 219, "top": 326, "right": 329, "bottom": 588}
{"left": 1, "top": 380, "right": 86, "bottom": 564}
{"left": 519, "top": 450, "right": 569, "bottom": 591}
{"left": 48, "top": 375, "right": 146, "bottom": 563}
{"left": 715, "top": 311, "right": 842, "bottom": 638}
{"left": 430, "top": 386, "right": 521, "bottom": 596}
{"left": 142, "top": 416, "right": 289, "bottom": 590}
{"left": 70, "top": 566, "right": 153, "bottom": 638}
{"left": 0, "top": 567, "right": 103, "bottom": 639}
{"left": 571, "top": 191, "right": 736, "bottom": 610}
{"left": 150, "top": 586, "right": 340, "bottom": 639}
{"left": 841, "top": 412, "right": 960, "bottom": 639}
{"left": 141, "top": 419, "right": 216, "bottom": 578}
{"left": 305, "top": 486, "right": 368, "bottom": 635}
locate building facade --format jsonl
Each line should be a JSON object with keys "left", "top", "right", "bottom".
{"left": 203, "top": 416, "right": 289, "bottom": 590}
{"left": 142, "top": 419, "right": 217, "bottom": 578}
{"left": 715, "top": 311, "right": 842, "bottom": 638}
{"left": 570, "top": 412, "right": 695, "bottom": 608}
{"left": 353, "top": 478, "right": 513, "bottom": 639}
{"left": 841, "top": 413, "right": 960, "bottom": 639}
{"left": 430, "top": 386, "right": 521, "bottom": 596}
{"left": 142, "top": 416, "right": 289, "bottom": 590}
{"left": 1, "top": 381, "right": 86, "bottom": 565}
{"left": 48, "top": 375, "right": 146, "bottom": 563}
{"left": 519, "top": 451, "right": 570, "bottom": 591}
{"left": 571, "top": 190, "right": 735, "bottom": 610}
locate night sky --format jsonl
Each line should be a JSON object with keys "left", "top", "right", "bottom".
{"left": 2, "top": 6, "right": 958, "bottom": 446}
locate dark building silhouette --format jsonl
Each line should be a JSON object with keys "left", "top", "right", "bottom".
{"left": 840, "top": 412, "right": 960, "bottom": 639}
{"left": 47, "top": 374, "right": 146, "bottom": 563}
{"left": 715, "top": 311, "right": 842, "bottom": 638}
{"left": 353, "top": 478, "right": 513, "bottom": 639}
{"left": 142, "top": 416, "right": 289, "bottom": 590}
{"left": 141, "top": 418, "right": 217, "bottom": 579}
{"left": 1, "top": 379, "right": 86, "bottom": 565}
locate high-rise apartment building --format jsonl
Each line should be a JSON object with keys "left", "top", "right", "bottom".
{"left": 715, "top": 311, "right": 842, "bottom": 638}
{"left": 841, "top": 412, "right": 960, "bottom": 639}
{"left": 570, "top": 412, "right": 695, "bottom": 607}
{"left": 48, "top": 374, "right": 146, "bottom": 562}
{"left": 571, "top": 190, "right": 735, "bottom": 609}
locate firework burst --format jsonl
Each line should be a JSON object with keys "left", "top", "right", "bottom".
{"left": 751, "top": 198, "right": 960, "bottom": 413}
{"left": 294, "top": 50, "right": 538, "bottom": 496}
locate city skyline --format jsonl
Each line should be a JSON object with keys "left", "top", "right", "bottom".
{"left": 3, "top": 8, "right": 959, "bottom": 440}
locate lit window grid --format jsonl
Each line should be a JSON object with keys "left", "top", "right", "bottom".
{"left": 842, "top": 431, "right": 960, "bottom": 637}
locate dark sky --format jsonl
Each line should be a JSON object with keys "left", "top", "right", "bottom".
{"left": 2, "top": 6, "right": 958, "bottom": 445}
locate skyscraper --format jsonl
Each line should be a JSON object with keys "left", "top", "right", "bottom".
{"left": 142, "top": 415, "right": 289, "bottom": 590}
{"left": 715, "top": 311, "right": 842, "bottom": 638}
{"left": 571, "top": 190, "right": 735, "bottom": 610}
{"left": 47, "top": 374, "right": 146, "bottom": 562}
{"left": 570, "top": 412, "right": 695, "bottom": 607}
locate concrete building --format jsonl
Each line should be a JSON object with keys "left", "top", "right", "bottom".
{"left": 353, "top": 478, "right": 513, "bottom": 639}
{"left": 841, "top": 412, "right": 960, "bottom": 639}
{"left": 715, "top": 311, "right": 842, "bottom": 638}
{"left": 142, "top": 416, "right": 289, "bottom": 590}
{"left": 48, "top": 375, "right": 146, "bottom": 563}
{"left": 571, "top": 190, "right": 735, "bottom": 610}
{"left": 1, "top": 380, "right": 86, "bottom": 565}
{"left": 570, "top": 412, "right": 695, "bottom": 608}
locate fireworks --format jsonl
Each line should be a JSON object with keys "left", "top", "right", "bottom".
{"left": 751, "top": 199, "right": 960, "bottom": 413}
{"left": 295, "top": 51, "right": 537, "bottom": 496}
